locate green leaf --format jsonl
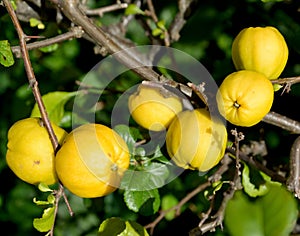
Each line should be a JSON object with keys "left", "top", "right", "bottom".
{"left": 225, "top": 191, "right": 264, "bottom": 236}
{"left": 0, "top": 40, "right": 14, "bottom": 67}
{"left": 120, "top": 162, "right": 169, "bottom": 190}
{"left": 259, "top": 185, "right": 298, "bottom": 236}
{"left": 125, "top": 4, "right": 145, "bottom": 15}
{"left": 98, "top": 217, "right": 126, "bottom": 236}
{"left": 38, "top": 182, "right": 53, "bottom": 193}
{"left": 29, "top": 18, "right": 45, "bottom": 29}
{"left": 39, "top": 43, "right": 59, "bottom": 53}
{"left": 33, "top": 206, "right": 56, "bottom": 232}
{"left": 242, "top": 164, "right": 269, "bottom": 197}
{"left": 47, "top": 194, "right": 55, "bottom": 204}
{"left": 225, "top": 186, "right": 298, "bottom": 236}
{"left": 114, "top": 125, "right": 143, "bottom": 154}
{"left": 121, "top": 221, "right": 149, "bottom": 236}
{"left": 152, "top": 28, "right": 163, "bottom": 37}
{"left": 33, "top": 198, "right": 51, "bottom": 206}
{"left": 161, "top": 194, "right": 178, "bottom": 221}
{"left": 98, "top": 218, "right": 149, "bottom": 236}
{"left": 273, "top": 84, "right": 283, "bottom": 92}
{"left": 30, "top": 91, "right": 77, "bottom": 125}
{"left": 124, "top": 188, "right": 160, "bottom": 215}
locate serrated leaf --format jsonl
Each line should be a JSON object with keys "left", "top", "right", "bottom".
{"left": 30, "top": 91, "right": 77, "bottom": 125}
{"left": 114, "top": 125, "right": 143, "bottom": 154}
{"left": 124, "top": 188, "right": 160, "bottom": 215}
{"left": 38, "top": 182, "right": 53, "bottom": 193}
{"left": 125, "top": 4, "right": 145, "bottom": 15}
{"left": 242, "top": 164, "right": 269, "bottom": 197}
{"left": 161, "top": 194, "right": 178, "bottom": 221}
{"left": 0, "top": 40, "right": 14, "bottom": 67}
{"left": 33, "top": 206, "right": 56, "bottom": 232}
{"left": 120, "top": 162, "right": 169, "bottom": 190}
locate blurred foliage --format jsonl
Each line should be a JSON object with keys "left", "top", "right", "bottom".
{"left": 1, "top": 0, "right": 300, "bottom": 235}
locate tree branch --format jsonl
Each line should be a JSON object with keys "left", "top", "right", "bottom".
{"left": 263, "top": 111, "right": 300, "bottom": 134}
{"left": 287, "top": 136, "right": 300, "bottom": 198}
{"left": 3, "top": 2, "right": 73, "bottom": 235}
{"left": 11, "top": 26, "right": 84, "bottom": 57}
{"left": 83, "top": 2, "right": 128, "bottom": 17}
{"left": 3, "top": 0, "right": 58, "bottom": 150}
{"left": 48, "top": 0, "right": 162, "bottom": 82}
{"left": 145, "top": 155, "right": 232, "bottom": 235}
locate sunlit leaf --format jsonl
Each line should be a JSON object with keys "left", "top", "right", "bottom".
{"left": 33, "top": 198, "right": 51, "bottom": 206}
{"left": 98, "top": 217, "right": 126, "bottom": 236}
{"left": 157, "top": 20, "right": 166, "bottom": 30}
{"left": 152, "top": 28, "right": 163, "bottom": 37}
{"left": 124, "top": 188, "right": 160, "bottom": 215}
{"left": 33, "top": 206, "right": 56, "bottom": 232}
{"left": 121, "top": 162, "right": 169, "bottom": 190}
{"left": 242, "top": 164, "right": 269, "bottom": 197}
{"left": 30, "top": 91, "right": 77, "bottom": 125}
{"left": 273, "top": 84, "right": 283, "bottom": 92}
{"left": 47, "top": 194, "right": 55, "bottom": 204}
{"left": 121, "top": 221, "right": 149, "bottom": 236}
{"left": 29, "top": 18, "right": 45, "bottom": 29}
{"left": 38, "top": 182, "right": 53, "bottom": 193}
{"left": 125, "top": 4, "right": 145, "bottom": 15}
{"left": 98, "top": 217, "right": 149, "bottom": 236}
{"left": 0, "top": 40, "right": 14, "bottom": 67}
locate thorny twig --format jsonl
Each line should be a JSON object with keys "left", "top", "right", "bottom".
{"left": 190, "top": 131, "right": 244, "bottom": 235}
{"left": 3, "top": 0, "right": 58, "bottom": 150}
{"left": 145, "top": 155, "right": 232, "bottom": 235}
{"left": 3, "top": 1, "right": 73, "bottom": 235}
{"left": 11, "top": 26, "right": 84, "bottom": 57}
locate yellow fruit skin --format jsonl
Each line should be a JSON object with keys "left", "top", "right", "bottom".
{"left": 128, "top": 84, "right": 183, "bottom": 131}
{"left": 232, "top": 26, "right": 288, "bottom": 80}
{"left": 6, "top": 117, "right": 67, "bottom": 185}
{"left": 166, "top": 109, "right": 227, "bottom": 172}
{"left": 55, "top": 124, "right": 130, "bottom": 198}
{"left": 217, "top": 70, "right": 274, "bottom": 127}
